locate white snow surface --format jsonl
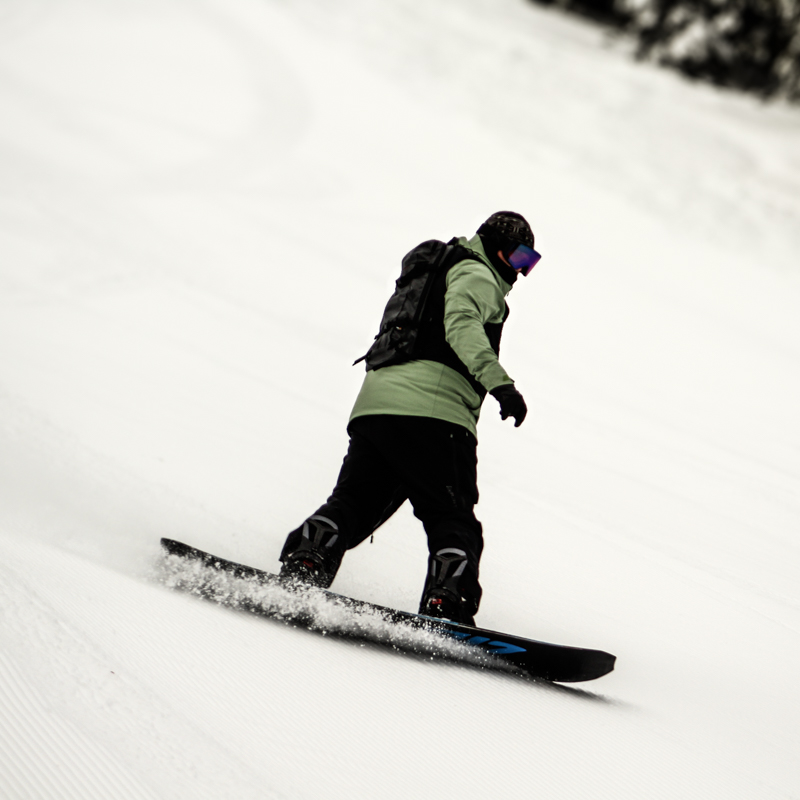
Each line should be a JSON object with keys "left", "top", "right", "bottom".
{"left": 2, "top": 0, "right": 800, "bottom": 797}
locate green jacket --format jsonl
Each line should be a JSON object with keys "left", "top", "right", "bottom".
{"left": 349, "top": 234, "right": 514, "bottom": 438}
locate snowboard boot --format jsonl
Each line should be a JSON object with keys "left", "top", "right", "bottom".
{"left": 279, "top": 515, "right": 344, "bottom": 589}
{"left": 418, "top": 547, "right": 477, "bottom": 627}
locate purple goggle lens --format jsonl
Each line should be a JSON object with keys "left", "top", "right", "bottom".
{"left": 508, "top": 244, "right": 542, "bottom": 276}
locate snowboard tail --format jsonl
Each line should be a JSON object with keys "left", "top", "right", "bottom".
{"left": 159, "top": 538, "right": 615, "bottom": 683}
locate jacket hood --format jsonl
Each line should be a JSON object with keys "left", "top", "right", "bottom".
{"left": 459, "top": 234, "right": 517, "bottom": 291}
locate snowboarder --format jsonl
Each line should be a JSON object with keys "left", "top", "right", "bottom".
{"left": 278, "top": 211, "right": 541, "bottom": 626}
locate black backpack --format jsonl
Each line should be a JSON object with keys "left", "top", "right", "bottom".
{"left": 354, "top": 238, "right": 476, "bottom": 371}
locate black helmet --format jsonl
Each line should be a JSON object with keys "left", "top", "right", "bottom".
{"left": 477, "top": 211, "right": 534, "bottom": 251}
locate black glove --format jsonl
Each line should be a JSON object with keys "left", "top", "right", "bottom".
{"left": 490, "top": 384, "right": 527, "bottom": 428}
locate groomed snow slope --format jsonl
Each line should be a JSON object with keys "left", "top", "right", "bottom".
{"left": 2, "top": 0, "right": 800, "bottom": 798}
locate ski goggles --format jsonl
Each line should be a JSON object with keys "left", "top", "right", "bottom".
{"left": 508, "top": 244, "right": 542, "bottom": 276}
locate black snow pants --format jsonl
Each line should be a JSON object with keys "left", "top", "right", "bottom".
{"left": 280, "top": 414, "right": 484, "bottom": 614}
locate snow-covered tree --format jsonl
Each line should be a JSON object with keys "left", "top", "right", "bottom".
{"left": 528, "top": 0, "right": 800, "bottom": 101}
{"left": 630, "top": 0, "right": 800, "bottom": 100}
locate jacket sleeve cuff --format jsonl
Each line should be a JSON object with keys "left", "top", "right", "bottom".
{"left": 481, "top": 369, "right": 514, "bottom": 394}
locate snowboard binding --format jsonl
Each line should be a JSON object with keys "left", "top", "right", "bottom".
{"left": 279, "top": 515, "right": 344, "bottom": 589}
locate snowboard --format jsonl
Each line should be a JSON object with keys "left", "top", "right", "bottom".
{"left": 160, "top": 538, "right": 616, "bottom": 683}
